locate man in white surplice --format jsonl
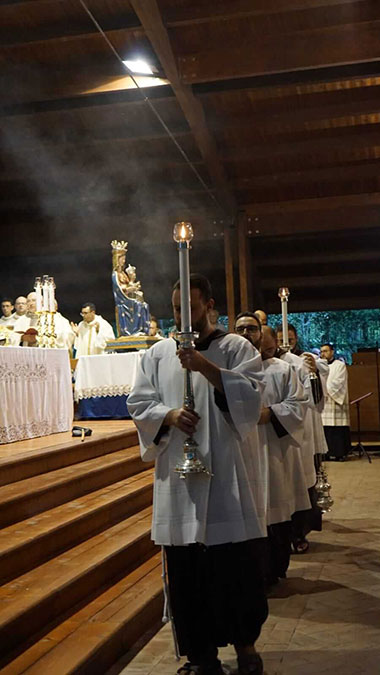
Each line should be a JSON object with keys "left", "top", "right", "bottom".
{"left": 320, "top": 343, "right": 351, "bottom": 460}
{"left": 235, "top": 316, "right": 309, "bottom": 585}
{"left": 128, "top": 275, "right": 268, "bottom": 675}
{"left": 72, "top": 302, "right": 115, "bottom": 356}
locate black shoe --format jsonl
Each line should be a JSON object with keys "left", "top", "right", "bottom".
{"left": 177, "top": 662, "right": 231, "bottom": 675}
{"left": 237, "top": 653, "right": 264, "bottom": 675}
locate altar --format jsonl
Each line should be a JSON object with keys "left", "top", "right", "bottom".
{"left": 74, "top": 352, "right": 143, "bottom": 420}
{"left": 0, "top": 346, "right": 73, "bottom": 444}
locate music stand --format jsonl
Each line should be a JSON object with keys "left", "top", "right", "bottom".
{"left": 350, "top": 392, "right": 373, "bottom": 464}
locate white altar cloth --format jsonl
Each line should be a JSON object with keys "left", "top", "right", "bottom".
{"left": 74, "top": 352, "right": 143, "bottom": 402}
{"left": 0, "top": 346, "right": 73, "bottom": 444}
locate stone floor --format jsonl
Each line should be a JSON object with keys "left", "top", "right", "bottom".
{"left": 120, "top": 454, "right": 380, "bottom": 675}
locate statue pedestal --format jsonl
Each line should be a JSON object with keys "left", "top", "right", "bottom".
{"left": 105, "top": 335, "right": 162, "bottom": 353}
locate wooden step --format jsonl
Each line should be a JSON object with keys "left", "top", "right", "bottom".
{"left": 0, "top": 553, "right": 163, "bottom": 675}
{"left": 0, "top": 446, "right": 150, "bottom": 528}
{"left": 0, "top": 428, "right": 139, "bottom": 487}
{"left": 0, "top": 507, "right": 156, "bottom": 659}
{"left": 0, "top": 469, "right": 154, "bottom": 584}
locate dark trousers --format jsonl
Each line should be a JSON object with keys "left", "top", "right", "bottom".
{"left": 165, "top": 539, "right": 268, "bottom": 664}
{"left": 266, "top": 521, "right": 292, "bottom": 585}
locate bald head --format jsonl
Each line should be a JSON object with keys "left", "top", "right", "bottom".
{"left": 26, "top": 292, "right": 37, "bottom": 315}
{"left": 254, "top": 309, "right": 267, "bottom": 325}
{"left": 260, "top": 325, "right": 277, "bottom": 361}
{"left": 14, "top": 296, "right": 27, "bottom": 316}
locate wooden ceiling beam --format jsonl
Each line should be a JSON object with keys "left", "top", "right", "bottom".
{"left": 163, "top": 0, "right": 372, "bottom": 25}
{"left": 245, "top": 192, "right": 380, "bottom": 216}
{"left": 129, "top": 0, "right": 237, "bottom": 217}
{"left": 233, "top": 160, "right": 380, "bottom": 189}
{"left": 260, "top": 249, "right": 380, "bottom": 267}
{"left": 265, "top": 295, "right": 380, "bottom": 313}
{"left": 179, "top": 21, "right": 380, "bottom": 84}
{"left": 220, "top": 128, "right": 380, "bottom": 164}
{"left": 262, "top": 271, "right": 380, "bottom": 289}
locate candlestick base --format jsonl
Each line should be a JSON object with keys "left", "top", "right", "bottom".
{"left": 174, "top": 437, "right": 212, "bottom": 479}
{"left": 178, "top": 331, "right": 199, "bottom": 349}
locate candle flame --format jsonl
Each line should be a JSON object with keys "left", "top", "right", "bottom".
{"left": 180, "top": 225, "right": 187, "bottom": 240}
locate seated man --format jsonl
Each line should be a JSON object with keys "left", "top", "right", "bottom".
{"left": 14, "top": 296, "right": 27, "bottom": 318}
{"left": 0, "top": 298, "right": 16, "bottom": 326}
{"left": 71, "top": 302, "right": 115, "bottom": 356}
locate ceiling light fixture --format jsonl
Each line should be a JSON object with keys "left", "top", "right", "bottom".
{"left": 122, "top": 59, "right": 154, "bottom": 75}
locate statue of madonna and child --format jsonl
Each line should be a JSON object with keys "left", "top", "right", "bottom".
{"left": 111, "top": 240, "right": 150, "bottom": 336}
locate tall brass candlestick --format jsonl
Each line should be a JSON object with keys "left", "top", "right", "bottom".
{"left": 173, "top": 222, "right": 210, "bottom": 479}
{"left": 278, "top": 287, "right": 290, "bottom": 351}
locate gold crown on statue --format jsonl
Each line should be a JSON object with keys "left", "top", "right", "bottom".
{"left": 111, "top": 240, "right": 128, "bottom": 252}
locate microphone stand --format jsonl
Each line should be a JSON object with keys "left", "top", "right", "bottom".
{"left": 350, "top": 391, "right": 373, "bottom": 464}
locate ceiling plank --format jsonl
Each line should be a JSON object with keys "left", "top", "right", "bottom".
{"left": 179, "top": 21, "right": 380, "bottom": 84}
{"left": 129, "top": 0, "right": 237, "bottom": 217}
{"left": 163, "top": 0, "right": 372, "bottom": 25}
{"left": 245, "top": 192, "right": 380, "bottom": 215}
{"left": 262, "top": 272, "right": 380, "bottom": 289}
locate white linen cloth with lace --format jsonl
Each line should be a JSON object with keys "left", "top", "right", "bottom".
{"left": 0, "top": 346, "right": 73, "bottom": 444}
{"left": 74, "top": 351, "right": 143, "bottom": 402}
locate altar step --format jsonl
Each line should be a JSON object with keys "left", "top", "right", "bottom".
{"left": 0, "top": 428, "right": 162, "bottom": 673}
{"left": 0, "top": 445, "right": 152, "bottom": 529}
{"left": 0, "top": 427, "right": 139, "bottom": 487}
{"left": 0, "top": 469, "right": 154, "bottom": 584}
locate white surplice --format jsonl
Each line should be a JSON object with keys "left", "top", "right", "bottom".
{"left": 281, "top": 352, "right": 328, "bottom": 488}
{"left": 322, "top": 359, "right": 350, "bottom": 426}
{"left": 74, "top": 315, "right": 115, "bottom": 356}
{"left": 260, "top": 357, "right": 310, "bottom": 525}
{"left": 128, "top": 333, "right": 268, "bottom": 547}
{"left": 55, "top": 312, "right": 75, "bottom": 350}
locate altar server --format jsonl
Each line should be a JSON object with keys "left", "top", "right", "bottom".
{"left": 128, "top": 275, "right": 268, "bottom": 675}
{"left": 277, "top": 344, "right": 327, "bottom": 552}
{"left": 320, "top": 343, "right": 351, "bottom": 460}
{"left": 72, "top": 302, "right": 115, "bottom": 356}
{"left": 257, "top": 326, "right": 309, "bottom": 584}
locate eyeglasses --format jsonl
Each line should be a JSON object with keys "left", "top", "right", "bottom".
{"left": 80, "top": 311, "right": 92, "bottom": 317}
{"left": 236, "top": 325, "right": 260, "bottom": 334}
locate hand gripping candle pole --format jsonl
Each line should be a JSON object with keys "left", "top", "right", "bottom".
{"left": 278, "top": 287, "right": 290, "bottom": 351}
{"left": 173, "top": 222, "right": 211, "bottom": 479}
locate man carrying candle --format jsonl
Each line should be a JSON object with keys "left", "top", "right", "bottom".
{"left": 128, "top": 274, "right": 269, "bottom": 675}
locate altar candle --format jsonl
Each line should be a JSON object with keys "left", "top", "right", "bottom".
{"left": 173, "top": 222, "right": 194, "bottom": 333}
{"left": 34, "top": 278, "right": 43, "bottom": 312}
{"left": 48, "top": 277, "right": 55, "bottom": 313}
{"left": 278, "top": 287, "right": 290, "bottom": 348}
{"left": 42, "top": 275, "right": 49, "bottom": 312}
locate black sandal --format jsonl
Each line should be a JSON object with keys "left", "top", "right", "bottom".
{"left": 291, "top": 538, "right": 309, "bottom": 554}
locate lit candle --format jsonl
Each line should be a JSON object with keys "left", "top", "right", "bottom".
{"left": 42, "top": 275, "right": 49, "bottom": 312}
{"left": 173, "top": 222, "right": 194, "bottom": 334}
{"left": 34, "top": 277, "right": 43, "bottom": 312}
{"left": 278, "top": 287, "right": 290, "bottom": 349}
{"left": 48, "top": 277, "right": 56, "bottom": 313}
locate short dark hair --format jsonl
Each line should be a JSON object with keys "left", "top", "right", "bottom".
{"left": 264, "top": 325, "right": 277, "bottom": 340}
{"left": 321, "top": 342, "right": 334, "bottom": 351}
{"left": 1, "top": 297, "right": 13, "bottom": 305}
{"left": 173, "top": 273, "right": 212, "bottom": 303}
{"left": 150, "top": 315, "right": 157, "bottom": 323}
{"left": 275, "top": 322, "right": 298, "bottom": 337}
{"left": 235, "top": 311, "right": 262, "bottom": 330}
{"left": 81, "top": 302, "right": 96, "bottom": 313}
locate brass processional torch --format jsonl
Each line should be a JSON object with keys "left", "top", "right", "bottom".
{"left": 278, "top": 286, "right": 333, "bottom": 512}
{"left": 173, "top": 222, "right": 211, "bottom": 479}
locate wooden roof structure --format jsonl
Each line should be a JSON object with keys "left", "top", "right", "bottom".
{"left": 1, "top": 0, "right": 380, "bottom": 319}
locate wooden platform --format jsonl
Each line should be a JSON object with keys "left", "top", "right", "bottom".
{"left": 0, "top": 421, "right": 162, "bottom": 674}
